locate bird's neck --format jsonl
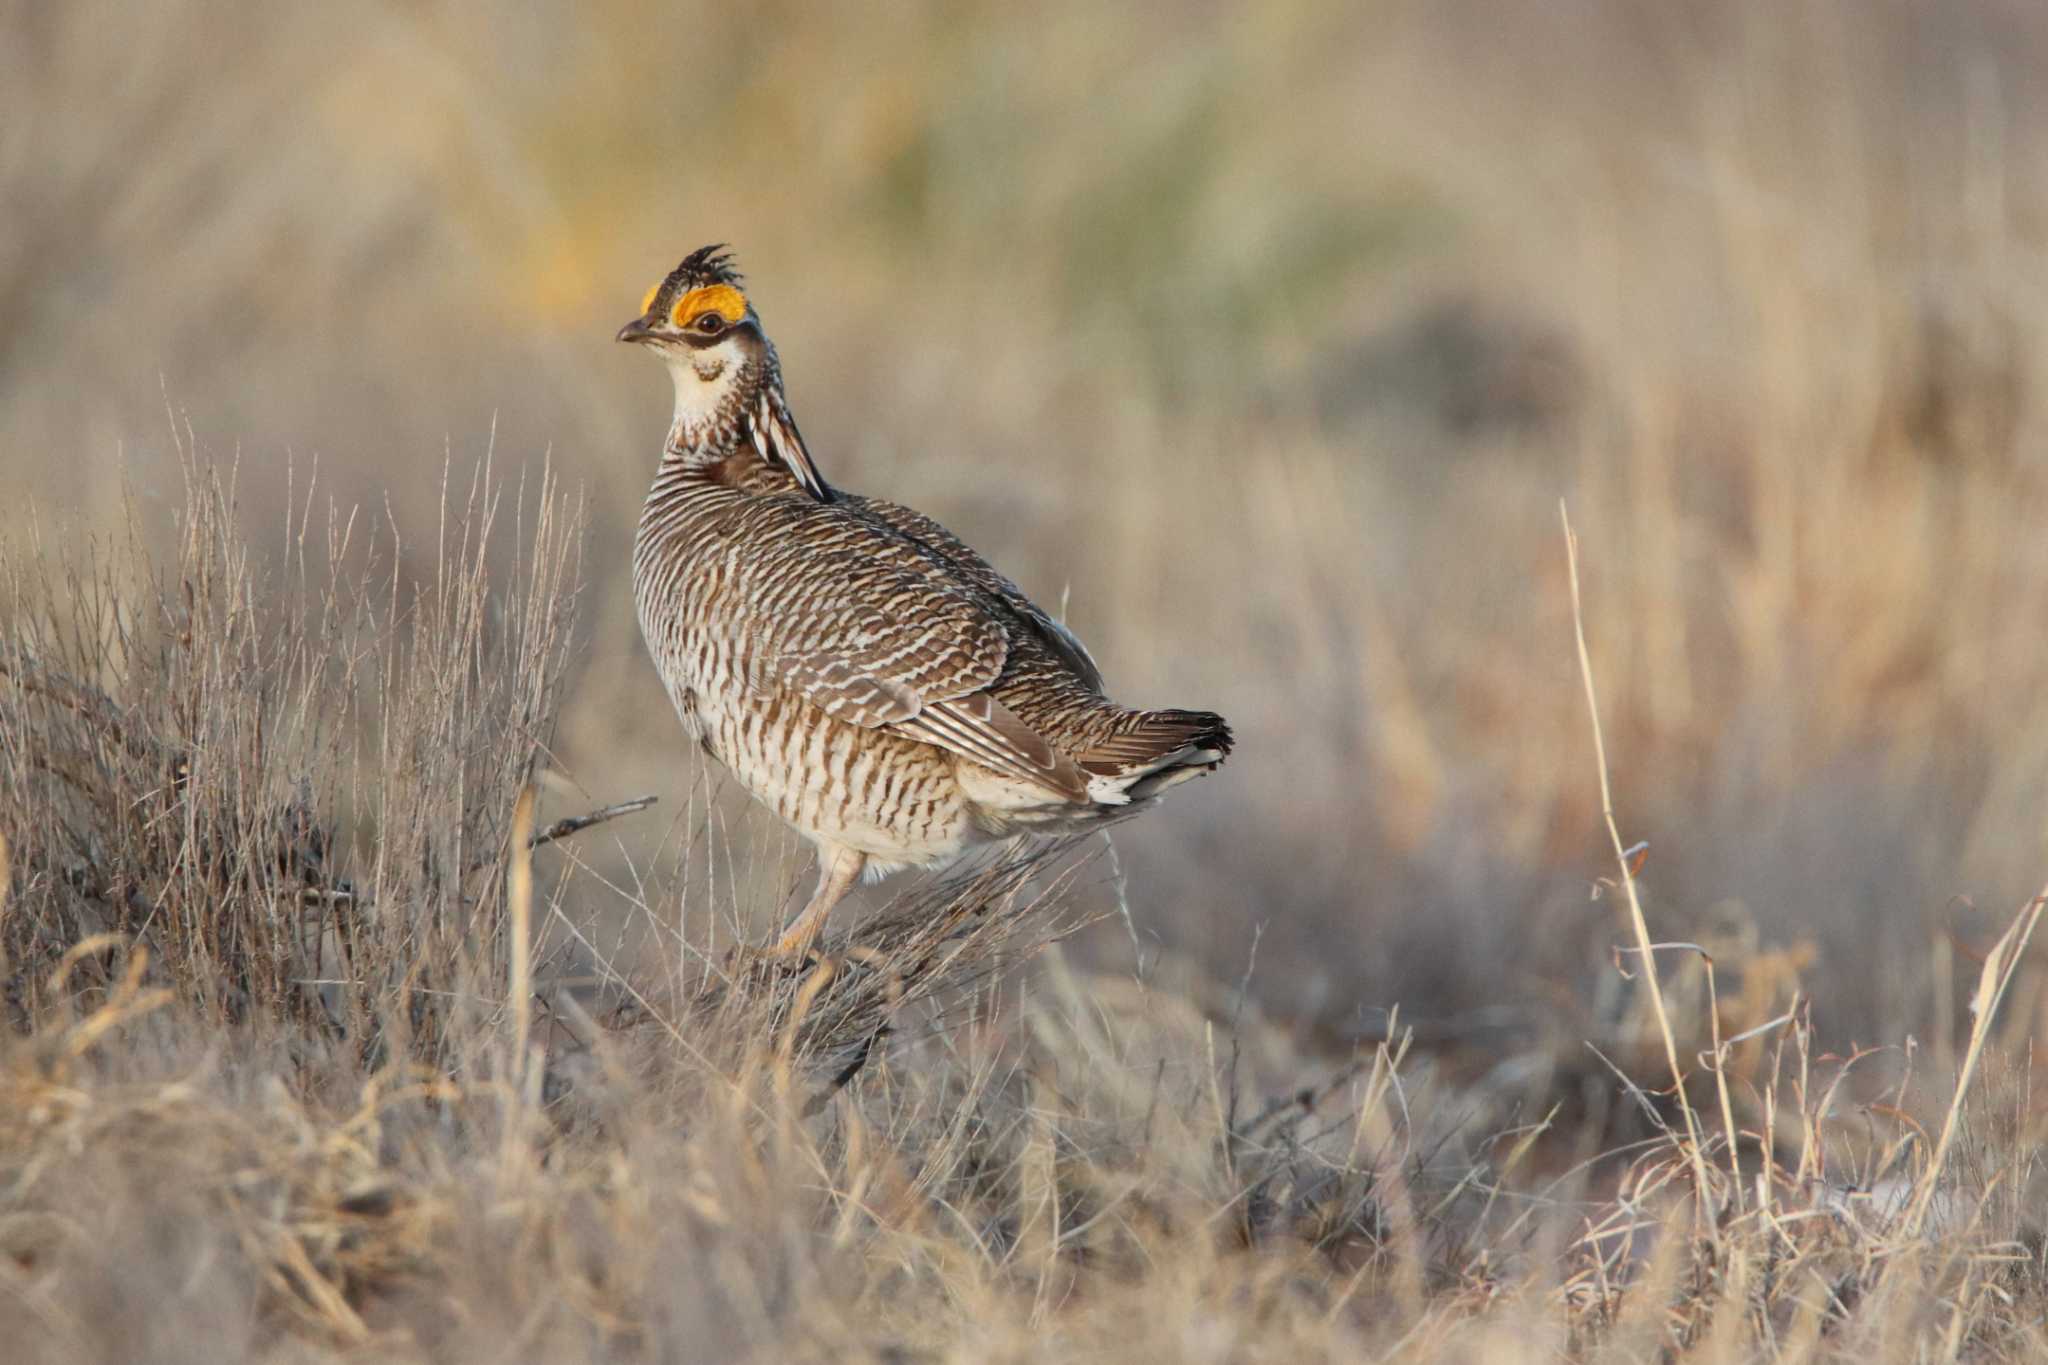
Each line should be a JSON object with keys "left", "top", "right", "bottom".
{"left": 661, "top": 400, "right": 746, "bottom": 469}
{"left": 657, "top": 375, "right": 836, "bottom": 504}
{"left": 655, "top": 391, "right": 797, "bottom": 496}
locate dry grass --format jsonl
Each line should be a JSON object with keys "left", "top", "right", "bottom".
{"left": 0, "top": 460, "right": 2042, "bottom": 1362}
{"left": 9, "top": 0, "right": 2048, "bottom": 1358}
{"left": 9, "top": 0, "right": 2048, "bottom": 1053}
{"left": 0, "top": 434, "right": 582, "bottom": 1057}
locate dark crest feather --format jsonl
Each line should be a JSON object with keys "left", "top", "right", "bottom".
{"left": 648, "top": 245, "right": 746, "bottom": 319}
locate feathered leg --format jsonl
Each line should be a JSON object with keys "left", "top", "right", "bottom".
{"left": 770, "top": 843, "right": 867, "bottom": 959}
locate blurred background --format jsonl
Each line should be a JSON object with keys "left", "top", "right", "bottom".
{"left": 7, "top": 0, "right": 2048, "bottom": 1063}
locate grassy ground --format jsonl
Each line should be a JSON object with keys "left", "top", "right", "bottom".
{"left": 9, "top": 0, "right": 2048, "bottom": 1048}
{"left": 7, "top": 0, "right": 2048, "bottom": 1358}
{"left": 0, "top": 442, "right": 2043, "bottom": 1362}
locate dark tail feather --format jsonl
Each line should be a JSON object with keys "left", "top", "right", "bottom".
{"left": 1078, "top": 708, "right": 1232, "bottom": 804}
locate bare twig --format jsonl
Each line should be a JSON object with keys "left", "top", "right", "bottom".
{"left": 455, "top": 794, "right": 660, "bottom": 881}
{"left": 1235, "top": 1055, "right": 1373, "bottom": 1146}
{"left": 526, "top": 795, "right": 659, "bottom": 852}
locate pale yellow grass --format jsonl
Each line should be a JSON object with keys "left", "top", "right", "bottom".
{"left": 6, "top": 1, "right": 2048, "bottom": 1357}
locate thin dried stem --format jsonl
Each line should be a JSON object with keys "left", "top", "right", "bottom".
{"left": 1560, "top": 501, "right": 1715, "bottom": 1222}
{"left": 1901, "top": 888, "right": 2045, "bottom": 1237}
{"left": 526, "top": 795, "right": 658, "bottom": 851}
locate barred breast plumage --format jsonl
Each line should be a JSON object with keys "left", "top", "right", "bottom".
{"left": 620, "top": 246, "right": 1232, "bottom": 958}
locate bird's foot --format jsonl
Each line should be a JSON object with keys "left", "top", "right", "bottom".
{"left": 726, "top": 938, "right": 843, "bottom": 988}
{"left": 727, "top": 940, "right": 910, "bottom": 1001}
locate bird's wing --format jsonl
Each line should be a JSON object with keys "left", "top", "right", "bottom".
{"left": 729, "top": 498, "right": 1088, "bottom": 800}
{"left": 845, "top": 494, "right": 1107, "bottom": 694}
{"left": 897, "top": 692, "right": 1088, "bottom": 801}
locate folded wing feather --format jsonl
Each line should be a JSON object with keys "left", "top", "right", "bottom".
{"left": 735, "top": 502, "right": 1089, "bottom": 802}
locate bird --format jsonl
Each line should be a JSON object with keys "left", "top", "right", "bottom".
{"left": 617, "top": 245, "right": 1232, "bottom": 961}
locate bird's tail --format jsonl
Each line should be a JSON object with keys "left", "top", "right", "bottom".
{"left": 1078, "top": 708, "right": 1233, "bottom": 806}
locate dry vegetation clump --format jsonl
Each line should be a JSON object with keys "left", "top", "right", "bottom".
{"left": 8, "top": 14, "right": 2048, "bottom": 1356}
{"left": 0, "top": 437, "right": 583, "bottom": 1058}
{"left": 0, "top": 463, "right": 2042, "bottom": 1362}
{"left": 13, "top": 0, "right": 2048, "bottom": 1064}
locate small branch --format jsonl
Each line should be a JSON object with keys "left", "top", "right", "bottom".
{"left": 1234, "top": 1055, "right": 1373, "bottom": 1146}
{"left": 457, "top": 795, "right": 662, "bottom": 882}
{"left": 526, "top": 796, "right": 658, "bottom": 852}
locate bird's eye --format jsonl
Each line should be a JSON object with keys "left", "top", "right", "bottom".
{"left": 694, "top": 312, "right": 727, "bottom": 335}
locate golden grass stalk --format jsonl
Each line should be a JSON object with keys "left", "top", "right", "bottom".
{"left": 1561, "top": 502, "right": 1716, "bottom": 1220}
{"left": 504, "top": 780, "right": 539, "bottom": 1177}
{"left": 1901, "top": 885, "right": 2045, "bottom": 1238}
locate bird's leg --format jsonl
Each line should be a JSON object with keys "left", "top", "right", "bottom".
{"left": 769, "top": 844, "right": 866, "bottom": 960}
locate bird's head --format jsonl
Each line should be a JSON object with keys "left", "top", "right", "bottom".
{"left": 617, "top": 246, "right": 832, "bottom": 500}
{"left": 617, "top": 245, "right": 753, "bottom": 347}
{"left": 617, "top": 246, "right": 762, "bottom": 413}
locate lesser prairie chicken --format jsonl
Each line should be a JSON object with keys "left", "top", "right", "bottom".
{"left": 618, "top": 246, "right": 1231, "bottom": 958}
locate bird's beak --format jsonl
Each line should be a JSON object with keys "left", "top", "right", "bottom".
{"left": 616, "top": 315, "right": 658, "bottom": 344}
